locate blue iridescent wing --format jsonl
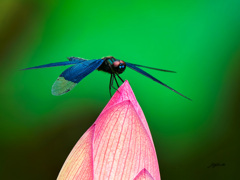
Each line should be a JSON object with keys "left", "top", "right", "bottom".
{"left": 22, "top": 57, "right": 86, "bottom": 70}
{"left": 52, "top": 59, "right": 104, "bottom": 96}
{"left": 125, "top": 62, "right": 191, "bottom": 100}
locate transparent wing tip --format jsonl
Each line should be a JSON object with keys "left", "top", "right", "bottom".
{"left": 51, "top": 77, "right": 77, "bottom": 96}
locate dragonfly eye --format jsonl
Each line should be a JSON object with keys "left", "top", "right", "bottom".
{"left": 113, "top": 60, "right": 126, "bottom": 74}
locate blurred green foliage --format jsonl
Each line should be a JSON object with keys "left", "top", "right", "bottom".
{"left": 0, "top": 0, "right": 240, "bottom": 179}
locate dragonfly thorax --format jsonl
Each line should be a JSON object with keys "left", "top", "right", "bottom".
{"left": 98, "top": 56, "right": 126, "bottom": 74}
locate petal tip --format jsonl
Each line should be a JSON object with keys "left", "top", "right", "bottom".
{"left": 113, "top": 80, "right": 135, "bottom": 103}
{"left": 101, "top": 80, "right": 134, "bottom": 112}
{"left": 118, "top": 80, "right": 131, "bottom": 93}
{"left": 133, "top": 168, "right": 155, "bottom": 180}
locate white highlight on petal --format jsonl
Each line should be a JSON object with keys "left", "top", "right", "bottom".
{"left": 57, "top": 125, "right": 95, "bottom": 180}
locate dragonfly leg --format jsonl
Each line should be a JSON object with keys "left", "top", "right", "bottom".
{"left": 111, "top": 74, "right": 118, "bottom": 90}
{"left": 115, "top": 73, "right": 124, "bottom": 83}
{"left": 113, "top": 73, "right": 121, "bottom": 93}
{"left": 111, "top": 78, "right": 118, "bottom": 91}
{"left": 109, "top": 74, "right": 113, "bottom": 97}
{"left": 109, "top": 73, "right": 118, "bottom": 97}
{"left": 108, "top": 63, "right": 121, "bottom": 95}
{"left": 113, "top": 73, "right": 120, "bottom": 87}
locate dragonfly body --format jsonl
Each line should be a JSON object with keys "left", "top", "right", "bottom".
{"left": 22, "top": 56, "right": 191, "bottom": 100}
{"left": 97, "top": 56, "right": 126, "bottom": 74}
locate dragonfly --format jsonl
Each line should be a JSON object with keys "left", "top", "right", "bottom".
{"left": 22, "top": 56, "right": 191, "bottom": 100}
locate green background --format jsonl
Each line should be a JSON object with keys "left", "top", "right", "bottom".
{"left": 1, "top": 0, "right": 240, "bottom": 179}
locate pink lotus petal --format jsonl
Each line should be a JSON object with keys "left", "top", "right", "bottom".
{"left": 57, "top": 81, "right": 160, "bottom": 180}
{"left": 133, "top": 169, "right": 154, "bottom": 180}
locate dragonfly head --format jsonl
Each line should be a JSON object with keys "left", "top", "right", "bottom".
{"left": 112, "top": 60, "right": 126, "bottom": 74}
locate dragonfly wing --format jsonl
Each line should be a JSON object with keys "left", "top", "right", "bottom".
{"left": 126, "top": 62, "right": 176, "bottom": 73}
{"left": 52, "top": 59, "right": 104, "bottom": 96}
{"left": 22, "top": 60, "right": 84, "bottom": 70}
{"left": 125, "top": 62, "right": 191, "bottom": 100}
